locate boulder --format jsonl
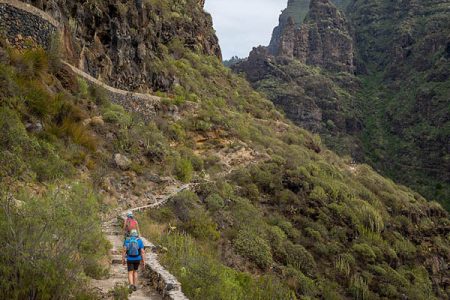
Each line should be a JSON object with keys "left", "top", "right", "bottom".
{"left": 114, "top": 153, "right": 132, "bottom": 170}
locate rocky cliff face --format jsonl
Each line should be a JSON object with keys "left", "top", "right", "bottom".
{"left": 234, "top": 0, "right": 360, "bottom": 156}
{"left": 268, "top": 0, "right": 351, "bottom": 56}
{"left": 237, "top": 0, "right": 450, "bottom": 209}
{"left": 234, "top": 46, "right": 362, "bottom": 157}
{"left": 272, "top": 0, "right": 355, "bottom": 73}
{"left": 25, "top": 0, "right": 221, "bottom": 92}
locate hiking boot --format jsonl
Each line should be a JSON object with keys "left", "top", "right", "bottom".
{"left": 132, "top": 285, "right": 137, "bottom": 291}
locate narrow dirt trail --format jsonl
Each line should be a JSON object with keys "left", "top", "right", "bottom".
{"left": 92, "top": 183, "right": 191, "bottom": 300}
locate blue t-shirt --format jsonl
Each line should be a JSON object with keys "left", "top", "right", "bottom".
{"left": 123, "top": 237, "right": 145, "bottom": 261}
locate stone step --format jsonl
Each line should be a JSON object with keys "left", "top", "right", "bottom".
{"left": 112, "top": 255, "right": 123, "bottom": 264}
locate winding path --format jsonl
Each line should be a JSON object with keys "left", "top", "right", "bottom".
{"left": 95, "top": 183, "right": 191, "bottom": 300}
{"left": 0, "top": 1, "right": 190, "bottom": 298}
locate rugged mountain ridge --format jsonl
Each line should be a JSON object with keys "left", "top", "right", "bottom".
{"left": 234, "top": 0, "right": 361, "bottom": 156}
{"left": 348, "top": 0, "right": 450, "bottom": 208}
{"left": 234, "top": 0, "right": 450, "bottom": 209}
{"left": 269, "top": 0, "right": 355, "bottom": 73}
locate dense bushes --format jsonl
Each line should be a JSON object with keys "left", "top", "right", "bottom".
{"left": 0, "top": 107, "right": 72, "bottom": 181}
{"left": 155, "top": 232, "right": 295, "bottom": 300}
{"left": 234, "top": 230, "right": 273, "bottom": 269}
{"left": 0, "top": 183, "right": 108, "bottom": 299}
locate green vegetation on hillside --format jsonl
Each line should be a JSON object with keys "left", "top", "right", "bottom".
{"left": 0, "top": 0, "right": 448, "bottom": 299}
{"left": 246, "top": 57, "right": 362, "bottom": 157}
{"left": 133, "top": 37, "right": 449, "bottom": 299}
{"left": 349, "top": 0, "right": 450, "bottom": 210}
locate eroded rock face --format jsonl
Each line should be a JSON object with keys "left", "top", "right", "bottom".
{"left": 25, "top": 0, "right": 221, "bottom": 92}
{"left": 271, "top": 0, "right": 355, "bottom": 73}
{"left": 233, "top": 0, "right": 360, "bottom": 156}
{"left": 268, "top": 0, "right": 351, "bottom": 57}
{"left": 233, "top": 46, "right": 363, "bottom": 158}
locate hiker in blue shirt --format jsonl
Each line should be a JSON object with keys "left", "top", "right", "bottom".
{"left": 122, "top": 229, "right": 145, "bottom": 291}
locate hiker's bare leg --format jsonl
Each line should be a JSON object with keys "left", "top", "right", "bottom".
{"left": 128, "top": 270, "right": 134, "bottom": 285}
{"left": 134, "top": 270, "right": 138, "bottom": 286}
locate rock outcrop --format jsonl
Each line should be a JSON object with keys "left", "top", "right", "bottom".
{"left": 268, "top": 0, "right": 351, "bottom": 56}
{"left": 270, "top": 0, "right": 355, "bottom": 73}
{"left": 24, "top": 0, "right": 221, "bottom": 92}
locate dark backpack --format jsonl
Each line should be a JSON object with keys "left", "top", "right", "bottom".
{"left": 126, "top": 237, "right": 141, "bottom": 257}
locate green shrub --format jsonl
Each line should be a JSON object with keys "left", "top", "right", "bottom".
{"left": 401, "top": 266, "right": 435, "bottom": 300}
{"left": 113, "top": 283, "right": 130, "bottom": 300}
{"left": 156, "top": 232, "right": 293, "bottom": 300}
{"left": 0, "top": 107, "right": 72, "bottom": 181}
{"left": 350, "top": 275, "right": 369, "bottom": 300}
{"left": 25, "top": 81, "right": 60, "bottom": 118}
{"left": 182, "top": 209, "right": 220, "bottom": 241}
{"left": 18, "top": 48, "right": 48, "bottom": 78}
{"left": 283, "top": 266, "right": 318, "bottom": 297}
{"left": 205, "top": 193, "right": 224, "bottom": 212}
{"left": 234, "top": 229, "right": 273, "bottom": 269}
{"left": 102, "top": 104, "right": 132, "bottom": 127}
{"left": 0, "top": 183, "right": 108, "bottom": 299}
{"left": 89, "top": 84, "right": 109, "bottom": 106}
{"left": 267, "top": 226, "right": 287, "bottom": 261}
{"left": 174, "top": 157, "right": 193, "bottom": 182}
{"left": 171, "top": 190, "right": 200, "bottom": 222}
{"left": 352, "top": 243, "right": 376, "bottom": 264}
{"left": 284, "top": 241, "right": 316, "bottom": 275}
{"left": 59, "top": 119, "right": 98, "bottom": 151}
{"left": 354, "top": 201, "right": 384, "bottom": 233}
{"left": 309, "top": 185, "right": 328, "bottom": 203}
{"left": 77, "top": 77, "right": 89, "bottom": 98}
{"left": 393, "top": 237, "right": 417, "bottom": 261}
{"left": 334, "top": 253, "right": 355, "bottom": 277}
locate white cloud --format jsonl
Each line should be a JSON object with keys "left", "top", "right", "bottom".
{"left": 204, "top": 0, "right": 286, "bottom": 59}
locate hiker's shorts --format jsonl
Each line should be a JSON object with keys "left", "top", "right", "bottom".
{"left": 127, "top": 260, "right": 140, "bottom": 272}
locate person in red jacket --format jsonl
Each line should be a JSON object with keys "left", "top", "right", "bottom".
{"left": 123, "top": 211, "right": 140, "bottom": 237}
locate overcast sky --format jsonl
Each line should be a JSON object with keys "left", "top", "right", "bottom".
{"left": 204, "top": 0, "right": 286, "bottom": 59}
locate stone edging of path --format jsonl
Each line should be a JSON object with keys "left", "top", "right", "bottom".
{"left": 117, "top": 184, "right": 191, "bottom": 300}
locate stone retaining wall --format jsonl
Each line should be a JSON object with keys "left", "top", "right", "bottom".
{"left": 0, "top": 0, "right": 58, "bottom": 49}
{"left": 0, "top": 0, "right": 161, "bottom": 119}
{"left": 63, "top": 62, "right": 161, "bottom": 120}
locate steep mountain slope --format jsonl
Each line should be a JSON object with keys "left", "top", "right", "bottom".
{"left": 1, "top": 0, "right": 449, "bottom": 299}
{"left": 348, "top": 0, "right": 450, "bottom": 209}
{"left": 234, "top": 0, "right": 450, "bottom": 210}
{"left": 234, "top": 0, "right": 362, "bottom": 157}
